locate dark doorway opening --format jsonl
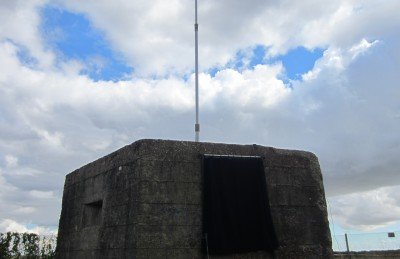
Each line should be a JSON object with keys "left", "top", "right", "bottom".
{"left": 202, "top": 155, "right": 278, "bottom": 255}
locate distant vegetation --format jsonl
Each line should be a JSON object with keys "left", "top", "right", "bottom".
{"left": 0, "top": 232, "right": 56, "bottom": 259}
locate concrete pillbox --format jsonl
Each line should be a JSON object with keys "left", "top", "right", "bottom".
{"left": 56, "top": 139, "right": 333, "bottom": 259}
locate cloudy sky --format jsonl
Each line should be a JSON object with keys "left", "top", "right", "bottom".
{"left": 1, "top": 0, "right": 400, "bottom": 239}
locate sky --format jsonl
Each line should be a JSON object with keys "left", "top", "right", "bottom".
{"left": 0, "top": 0, "right": 400, "bottom": 242}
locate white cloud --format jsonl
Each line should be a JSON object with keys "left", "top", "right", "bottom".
{"left": 0, "top": 219, "right": 56, "bottom": 235}
{"left": 14, "top": 206, "right": 36, "bottom": 214}
{"left": 29, "top": 190, "right": 56, "bottom": 199}
{"left": 0, "top": 0, "right": 54, "bottom": 68}
{"left": 302, "top": 38, "right": 377, "bottom": 80}
{"left": 0, "top": 219, "right": 31, "bottom": 233}
{"left": 54, "top": 0, "right": 342, "bottom": 75}
{"left": 55, "top": 0, "right": 400, "bottom": 76}
{"left": 329, "top": 186, "right": 400, "bottom": 231}
{"left": 5, "top": 155, "right": 18, "bottom": 168}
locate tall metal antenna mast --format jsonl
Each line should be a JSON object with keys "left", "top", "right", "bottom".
{"left": 194, "top": 0, "right": 200, "bottom": 142}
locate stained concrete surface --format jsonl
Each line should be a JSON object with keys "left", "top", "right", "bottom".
{"left": 56, "top": 139, "right": 333, "bottom": 258}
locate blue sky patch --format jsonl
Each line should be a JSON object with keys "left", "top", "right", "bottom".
{"left": 13, "top": 42, "right": 39, "bottom": 67}
{"left": 207, "top": 67, "right": 221, "bottom": 77}
{"left": 228, "top": 45, "right": 267, "bottom": 71}
{"left": 249, "top": 45, "right": 267, "bottom": 68}
{"left": 271, "top": 47, "right": 324, "bottom": 81}
{"left": 40, "top": 6, "right": 133, "bottom": 81}
{"left": 228, "top": 45, "right": 323, "bottom": 83}
{"left": 230, "top": 50, "right": 246, "bottom": 71}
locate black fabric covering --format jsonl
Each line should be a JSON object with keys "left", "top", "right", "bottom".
{"left": 202, "top": 156, "right": 278, "bottom": 255}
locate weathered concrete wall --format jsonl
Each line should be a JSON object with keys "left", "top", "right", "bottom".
{"left": 56, "top": 139, "right": 333, "bottom": 258}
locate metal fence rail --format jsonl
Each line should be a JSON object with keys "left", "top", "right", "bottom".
{"left": 333, "top": 231, "right": 400, "bottom": 252}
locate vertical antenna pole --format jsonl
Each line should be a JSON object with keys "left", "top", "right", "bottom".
{"left": 194, "top": 0, "right": 200, "bottom": 142}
